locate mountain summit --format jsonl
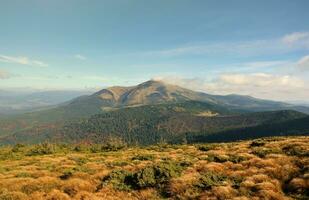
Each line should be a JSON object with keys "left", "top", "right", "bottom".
{"left": 93, "top": 80, "right": 208, "bottom": 107}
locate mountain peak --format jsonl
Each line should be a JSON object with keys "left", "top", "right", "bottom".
{"left": 92, "top": 79, "right": 196, "bottom": 106}
{"left": 137, "top": 79, "right": 167, "bottom": 87}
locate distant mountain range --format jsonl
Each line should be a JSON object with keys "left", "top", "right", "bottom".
{"left": 0, "top": 90, "right": 93, "bottom": 115}
{"left": 0, "top": 80, "right": 308, "bottom": 145}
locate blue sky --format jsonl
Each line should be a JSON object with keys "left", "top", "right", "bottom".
{"left": 0, "top": 0, "right": 309, "bottom": 101}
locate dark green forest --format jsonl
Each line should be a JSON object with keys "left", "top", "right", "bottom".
{"left": 56, "top": 102, "right": 309, "bottom": 145}
{"left": 1, "top": 101, "right": 308, "bottom": 145}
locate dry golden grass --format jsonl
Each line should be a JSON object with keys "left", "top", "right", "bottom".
{"left": 0, "top": 136, "right": 308, "bottom": 199}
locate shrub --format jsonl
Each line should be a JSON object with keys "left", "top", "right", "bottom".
{"left": 197, "top": 144, "right": 216, "bottom": 152}
{"left": 229, "top": 176, "right": 244, "bottom": 189}
{"left": 11, "top": 144, "right": 25, "bottom": 153}
{"left": 59, "top": 169, "right": 74, "bottom": 180}
{"left": 283, "top": 178, "right": 309, "bottom": 199}
{"left": 228, "top": 155, "right": 247, "bottom": 163}
{"left": 132, "top": 166, "right": 157, "bottom": 188}
{"left": 179, "top": 160, "right": 193, "bottom": 167}
{"left": 101, "top": 170, "right": 133, "bottom": 191}
{"left": 251, "top": 148, "right": 280, "bottom": 158}
{"left": 195, "top": 172, "right": 227, "bottom": 190}
{"left": 26, "top": 142, "right": 56, "bottom": 156}
{"left": 101, "top": 161, "right": 187, "bottom": 191}
{"left": 106, "top": 161, "right": 129, "bottom": 167}
{"left": 101, "top": 137, "right": 127, "bottom": 152}
{"left": 250, "top": 140, "right": 265, "bottom": 147}
{"left": 206, "top": 154, "right": 228, "bottom": 163}
{"left": 132, "top": 154, "right": 154, "bottom": 161}
{"left": 69, "top": 156, "right": 88, "bottom": 165}
{"left": 89, "top": 144, "right": 101, "bottom": 153}
{"left": 0, "top": 151, "right": 21, "bottom": 161}
{"left": 282, "top": 145, "right": 309, "bottom": 157}
{"left": 131, "top": 161, "right": 186, "bottom": 189}
{"left": 15, "top": 172, "right": 33, "bottom": 178}
{"left": 73, "top": 144, "right": 87, "bottom": 152}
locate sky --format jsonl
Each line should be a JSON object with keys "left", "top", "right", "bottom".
{"left": 0, "top": 0, "right": 309, "bottom": 101}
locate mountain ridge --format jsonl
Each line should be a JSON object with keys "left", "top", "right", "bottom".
{"left": 77, "top": 80, "right": 309, "bottom": 114}
{"left": 0, "top": 80, "right": 309, "bottom": 144}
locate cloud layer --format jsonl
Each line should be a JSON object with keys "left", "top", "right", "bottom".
{"left": 155, "top": 71, "right": 308, "bottom": 101}
{"left": 0, "top": 55, "right": 48, "bottom": 67}
{"left": 282, "top": 32, "right": 309, "bottom": 48}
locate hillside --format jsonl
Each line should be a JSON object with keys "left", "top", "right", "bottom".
{"left": 189, "top": 116, "right": 309, "bottom": 143}
{"left": 0, "top": 137, "right": 308, "bottom": 199}
{"left": 55, "top": 105, "right": 308, "bottom": 145}
{"left": 0, "top": 101, "right": 234, "bottom": 144}
{"left": 1, "top": 80, "right": 308, "bottom": 136}
{"left": 1, "top": 101, "right": 307, "bottom": 145}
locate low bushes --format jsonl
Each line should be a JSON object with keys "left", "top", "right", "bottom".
{"left": 250, "top": 140, "right": 266, "bottom": 147}
{"left": 282, "top": 145, "right": 309, "bottom": 157}
{"left": 11, "top": 144, "right": 25, "bottom": 153}
{"left": 131, "top": 154, "right": 154, "bottom": 161}
{"left": 101, "top": 170, "right": 132, "bottom": 191}
{"left": 251, "top": 148, "right": 281, "bottom": 158}
{"left": 59, "top": 169, "right": 74, "bottom": 180}
{"left": 206, "top": 154, "right": 247, "bottom": 163}
{"left": 26, "top": 143, "right": 56, "bottom": 156}
{"left": 197, "top": 144, "right": 216, "bottom": 152}
{"left": 0, "top": 137, "right": 307, "bottom": 199}
{"left": 132, "top": 161, "right": 185, "bottom": 189}
{"left": 195, "top": 172, "right": 227, "bottom": 189}
{"left": 101, "top": 161, "right": 188, "bottom": 191}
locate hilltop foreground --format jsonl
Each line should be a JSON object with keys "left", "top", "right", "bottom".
{"left": 0, "top": 136, "right": 308, "bottom": 200}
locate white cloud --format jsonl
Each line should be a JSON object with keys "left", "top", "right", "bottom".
{"left": 74, "top": 54, "right": 87, "bottom": 60}
{"left": 32, "top": 60, "right": 48, "bottom": 67}
{"left": 242, "top": 60, "right": 289, "bottom": 68}
{"left": 297, "top": 55, "right": 309, "bottom": 71}
{"left": 218, "top": 73, "right": 304, "bottom": 87}
{"left": 155, "top": 73, "right": 308, "bottom": 101}
{"left": 0, "top": 55, "right": 48, "bottom": 67}
{"left": 282, "top": 32, "right": 309, "bottom": 46}
{"left": 0, "top": 69, "right": 11, "bottom": 79}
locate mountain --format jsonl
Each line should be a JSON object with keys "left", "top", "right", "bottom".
{"left": 0, "top": 90, "right": 93, "bottom": 115}
{"left": 22, "top": 80, "right": 309, "bottom": 115}
{"left": 63, "top": 80, "right": 309, "bottom": 114}
{"left": 93, "top": 80, "right": 210, "bottom": 106}
{"left": 0, "top": 80, "right": 309, "bottom": 144}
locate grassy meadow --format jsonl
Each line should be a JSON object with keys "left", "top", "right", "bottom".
{"left": 0, "top": 136, "right": 308, "bottom": 200}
